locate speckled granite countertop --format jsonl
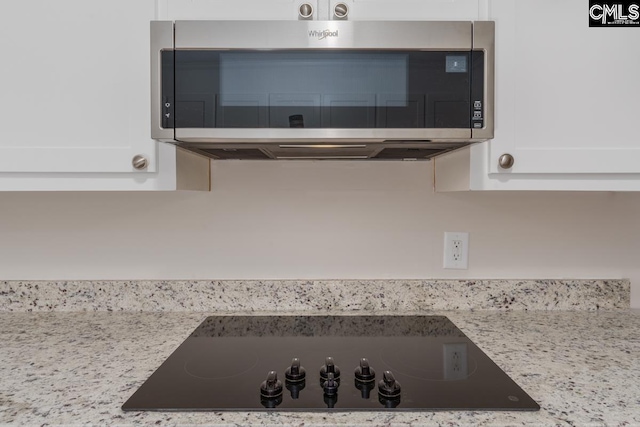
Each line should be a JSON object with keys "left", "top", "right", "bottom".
{"left": 0, "top": 279, "right": 630, "bottom": 311}
{"left": 1, "top": 310, "right": 639, "bottom": 426}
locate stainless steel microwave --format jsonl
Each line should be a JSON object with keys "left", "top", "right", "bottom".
{"left": 151, "top": 20, "right": 494, "bottom": 160}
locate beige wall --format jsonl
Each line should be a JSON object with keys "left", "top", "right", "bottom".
{"left": 1, "top": 161, "right": 638, "bottom": 308}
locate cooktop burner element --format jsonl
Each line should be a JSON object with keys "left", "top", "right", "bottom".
{"left": 122, "top": 315, "right": 540, "bottom": 411}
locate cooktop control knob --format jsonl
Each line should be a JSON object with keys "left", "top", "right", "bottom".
{"left": 354, "top": 358, "right": 376, "bottom": 382}
{"left": 285, "top": 357, "right": 306, "bottom": 382}
{"left": 322, "top": 372, "right": 339, "bottom": 396}
{"left": 260, "top": 371, "right": 283, "bottom": 398}
{"left": 378, "top": 371, "right": 401, "bottom": 399}
{"left": 320, "top": 357, "right": 341, "bottom": 380}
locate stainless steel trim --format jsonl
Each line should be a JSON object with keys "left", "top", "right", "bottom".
{"left": 190, "top": 142, "right": 466, "bottom": 149}
{"left": 278, "top": 144, "right": 367, "bottom": 148}
{"left": 175, "top": 128, "right": 472, "bottom": 143}
{"left": 471, "top": 21, "right": 495, "bottom": 140}
{"left": 150, "top": 21, "right": 175, "bottom": 141}
{"left": 175, "top": 21, "right": 472, "bottom": 50}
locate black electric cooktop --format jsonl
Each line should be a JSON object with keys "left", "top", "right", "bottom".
{"left": 122, "top": 315, "right": 539, "bottom": 411}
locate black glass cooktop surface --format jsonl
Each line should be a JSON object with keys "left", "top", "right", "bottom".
{"left": 122, "top": 316, "right": 539, "bottom": 411}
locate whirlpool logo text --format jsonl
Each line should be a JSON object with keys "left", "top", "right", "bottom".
{"left": 589, "top": 1, "right": 640, "bottom": 26}
{"left": 308, "top": 29, "right": 339, "bottom": 40}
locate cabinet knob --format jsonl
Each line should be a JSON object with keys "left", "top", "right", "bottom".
{"left": 498, "top": 153, "right": 514, "bottom": 169}
{"left": 333, "top": 2, "right": 349, "bottom": 19}
{"left": 132, "top": 155, "right": 148, "bottom": 170}
{"left": 298, "top": 3, "right": 314, "bottom": 20}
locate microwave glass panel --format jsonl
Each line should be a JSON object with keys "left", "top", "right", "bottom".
{"left": 167, "top": 50, "right": 475, "bottom": 129}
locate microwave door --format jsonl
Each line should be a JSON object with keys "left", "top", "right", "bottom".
{"left": 151, "top": 20, "right": 495, "bottom": 154}
{"left": 170, "top": 49, "right": 473, "bottom": 139}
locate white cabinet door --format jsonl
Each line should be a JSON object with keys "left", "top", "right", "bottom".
{"left": 0, "top": 0, "right": 158, "bottom": 174}
{"left": 488, "top": 0, "right": 640, "bottom": 175}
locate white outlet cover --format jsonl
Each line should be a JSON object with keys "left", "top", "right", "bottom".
{"left": 443, "top": 343, "right": 468, "bottom": 380}
{"left": 443, "top": 232, "right": 469, "bottom": 269}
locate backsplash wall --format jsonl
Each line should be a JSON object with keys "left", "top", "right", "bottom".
{"left": 0, "top": 161, "right": 638, "bottom": 308}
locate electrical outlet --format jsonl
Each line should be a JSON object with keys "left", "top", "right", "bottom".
{"left": 443, "top": 343, "right": 468, "bottom": 380}
{"left": 443, "top": 232, "right": 469, "bottom": 269}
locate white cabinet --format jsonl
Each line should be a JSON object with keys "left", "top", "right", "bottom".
{"left": 0, "top": 0, "right": 156, "bottom": 174}
{"left": 0, "top": 0, "right": 209, "bottom": 191}
{"left": 489, "top": 0, "right": 640, "bottom": 175}
{"left": 435, "top": 0, "right": 640, "bottom": 191}
{"left": 0, "top": 143, "right": 210, "bottom": 191}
